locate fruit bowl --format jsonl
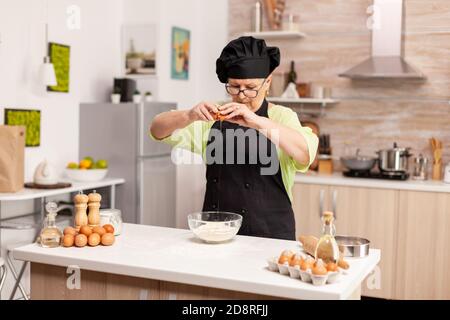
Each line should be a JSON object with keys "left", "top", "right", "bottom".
{"left": 188, "top": 211, "right": 242, "bottom": 243}
{"left": 65, "top": 169, "right": 108, "bottom": 182}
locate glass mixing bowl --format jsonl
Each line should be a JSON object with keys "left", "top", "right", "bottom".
{"left": 188, "top": 211, "right": 243, "bottom": 243}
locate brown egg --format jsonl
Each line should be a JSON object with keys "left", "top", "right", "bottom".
{"left": 103, "top": 224, "right": 115, "bottom": 234}
{"left": 92, "top": 226, "right": 106, "bottom": 236}
{"left": 88, "top": 233, "right": 101, "bottom": 247}
{"left": 75, "top": 234, "right": 88, "bottom": 247}
{"left": 63, "top": 226, "right": 77, "bottom": 236}
{"left": 312, "top": 259, "right": 328, "bottom": 276}
{"left": 300, "top": 257, "right": 315, "bottom": 271}
{"left": 326, "top": 262, "right": 339, "bottom": 272}
{"left": 101, "top": 233, "right": 115, "bottom": 246}
{"left": 289, "top": 254, "right": 304, "bottom": 267}
{"left": 62, "top": 234, "right": 75, "bottom": 247}
{"left": 80, "top": 225, "right": 92, "bottom": 236}
{"left": 278, "top": 250, "right": 295, "bottom": 264}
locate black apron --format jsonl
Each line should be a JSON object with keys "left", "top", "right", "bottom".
{"left": 202, "top": 99, "right": 296, "bottom": 240}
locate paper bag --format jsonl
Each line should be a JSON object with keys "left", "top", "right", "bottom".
{"left": 0, "top": 125, "right": 25, "bottom": 192}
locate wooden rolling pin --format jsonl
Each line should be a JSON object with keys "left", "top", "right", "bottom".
{"left": 299, "top": 235, "right": 350, "bottom": 270}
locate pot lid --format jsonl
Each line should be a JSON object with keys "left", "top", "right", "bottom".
{"left": 378, "top": 142, "right": 411, "bottom": 152}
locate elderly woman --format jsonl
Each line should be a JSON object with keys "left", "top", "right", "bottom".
{"left": 150, "top": 36, "right": 318, "bottom": 240}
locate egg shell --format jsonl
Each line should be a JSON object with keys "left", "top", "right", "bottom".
{"left": 278, "top": 250, "right": 295, "bottom": 264}
{"left": 75, "top": 234, "right": 88, "bottom": 247}
{"left": 88, "top": 233, "right": 101, "bottom": 247}
{"left": 326, "top": 262, "right": 339, "bottom": 272}
{"left": 300, "top": 258, "right": 315, "bottom": 271}
{"left": 92, "top": 226, "right": 106, "bottom": 236}
{"left": 63, "top": 234, "right": 75, "bottom": 247}
{"left": 79, "top": 225, "right": 93, "bottom": 236}
{"left": 103, "top": 224, "right": 115, "bottom": 234}
{"left": 289, "top": 254, "right": 303, "bottom": 267}
{"left": 101, "top": 233, "right": 115, "bottom": 246}
{"left": 63, "top": 227, "right": 77, "bottom": 236}
{"left": 312, "top": 266, "right": 327, "bottom": 276}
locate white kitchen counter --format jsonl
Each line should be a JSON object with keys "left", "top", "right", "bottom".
{"left": 296, "top": 172, "right": 450, "bottom": 193}
{"left": 13, "top": 223, "right": 380, "bottom": 300}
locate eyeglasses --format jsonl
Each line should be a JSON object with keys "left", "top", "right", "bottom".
{"left": 225, "top": 78, "right": 267, "bottom": 98}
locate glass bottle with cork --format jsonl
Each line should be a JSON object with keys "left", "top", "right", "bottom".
{"left": 314, "top": 211, "right": 340, "bottom": 264}
{"left": 39, "top": 202, "right": 62, "bottom": 248}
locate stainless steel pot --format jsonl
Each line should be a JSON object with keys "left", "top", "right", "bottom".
{"left": 335, "top": 236, "right": 370, "bottom": 258}
{"left": 340, "top": 148, "right": 377, "bottom": 171}
{"left": 376, "top": 142, "right": 412, "bottom": 172}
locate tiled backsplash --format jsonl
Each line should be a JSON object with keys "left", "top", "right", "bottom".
{"left": 229, "top": 0, "right": 450, "bottom": 169}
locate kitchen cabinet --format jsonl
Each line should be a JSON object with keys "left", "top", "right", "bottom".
{"left": 293, "top": 183, "right": 398, "bottom": 299}
{"left": 294, "top": 180, "right": 450, "bottom": 300}
{"left": 394, "top": 190, "right": 450, "bottom": 300}
{"left": 330, "top": 185, "right": 398, "bottom": 299}
{"left": 292, "top": 184, "right": 330, "bottom": 236}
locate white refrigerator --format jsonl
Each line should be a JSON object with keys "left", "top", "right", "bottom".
{"left": 79, "top": 102, "right": 176, "bottom": 226}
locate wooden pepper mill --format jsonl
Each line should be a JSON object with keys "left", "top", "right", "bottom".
{"left": 74, "top": 191, "right": 89, "bottom": 231}
{"left": 88, "top": 190, "right": 102, "bottom": 228}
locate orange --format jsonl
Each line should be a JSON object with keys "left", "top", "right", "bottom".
{"left": 79, "top": 159, "right": 92, "bottom": 169}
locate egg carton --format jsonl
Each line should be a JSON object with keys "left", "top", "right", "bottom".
{"left": 267, "top": 256, "right": 343, "bottom": 286}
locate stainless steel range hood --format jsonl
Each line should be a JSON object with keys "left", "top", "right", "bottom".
{"left": 339, "top": 0, "right": 425, "bottom": 80}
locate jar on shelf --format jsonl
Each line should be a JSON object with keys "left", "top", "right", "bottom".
{"left": 281, "top": 13, "right": 300, "bottom": 32}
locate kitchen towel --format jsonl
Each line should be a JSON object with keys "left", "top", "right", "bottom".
{"left": 0, "top": 125, "right": 25, "bottom": 193}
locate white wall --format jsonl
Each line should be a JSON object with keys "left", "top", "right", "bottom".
{"left": 0, "top": 0, "right": 123, "bottom": 183}
{"left": 0, "top": 0, "right": 123, "bottom": 299}
{"left": 123, "top": 0, "right": 228, "bottom": 228}
{"left": 0, "top": 0, "right": 229, "bottom": 299}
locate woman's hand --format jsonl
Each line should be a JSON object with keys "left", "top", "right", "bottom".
{"left": 219, "top": 102, "right": 262, "bottom": 129}
{"left": 188, "top": 102, "right": 220, "bottom": 122}
{"left": 150, "top": 102, "right": 219, "bottom": 140}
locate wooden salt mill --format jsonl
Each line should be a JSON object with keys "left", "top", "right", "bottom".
{"left": 88, "top": 190, "right": 102, "bottom": 227}
{"left": 74, "top": 191, "right": 89, "bottom": 231}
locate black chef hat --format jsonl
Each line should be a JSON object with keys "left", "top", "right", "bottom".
{"left": 216, "top": 36, "right": 280, "bottom": 83}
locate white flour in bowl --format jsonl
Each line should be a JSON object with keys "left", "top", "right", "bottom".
{"left": 194, "top": 222, "right": 239, "bottom": 243}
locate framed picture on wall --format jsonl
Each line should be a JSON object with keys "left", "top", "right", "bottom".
{"left": 47, "top": 42, "right": 71, "bottom": 93}
{"left": 4, "top": 108, "right": 41, "bottom": 147}
{"left": 122, "top": 24, "right": 157, "bottom": 76}
{"left": 171, "top": 26, "right": 190, "bottom": 80}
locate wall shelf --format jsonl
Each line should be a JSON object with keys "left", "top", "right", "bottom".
{"left": 124, "top": 74, "right": 158, "bottom": 80}
{"left": 242, "top": 30, "right": 306, "bottom": 40}
{"left": 267, "top": 97, "right": 339, "bottom": 107}
{"left": 267, "top": 97, "right": 339, "bottom": 117}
